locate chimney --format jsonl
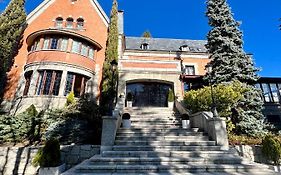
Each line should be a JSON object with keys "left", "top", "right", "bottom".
{"left": 118, "top": 10, "right": 124, "bottom": 35}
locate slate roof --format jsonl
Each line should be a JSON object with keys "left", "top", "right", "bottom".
{"left": 125, "top": 36, "right": 207, "bottom": 53}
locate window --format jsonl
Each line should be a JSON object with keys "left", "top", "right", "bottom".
{"left": 184, "top": 65, "right": 195, "bottom": 75}
{"left": 261, "top": 83, "right": 273, "bottom": 102}
{"left": 141, "top": 43, "right": 149, "bottom": 50}
{"left": 55, "top": 17, "right": 63, "bottom": 28}
{"left": 77, "top": 18, "right": 84, "bottom": 29}
{"left": 36, "top": 70, "right": 62, "bottom": 96}
{"left": 50, "top": 38, "right": 59, "bottom": 49}
{"left": 81, "top": 44, "right": 88, "bottom": 56}
{"left": 43, "top": 38, "right": 50, "bottom": 49}
{"left": 31, "top": 39, "right": 40, "bottom": 51}
{"left": 180, "top": 45, "right": 189, "bottom": 51}
{"left": 60, "top": 38, "right": 68, "bottom": 51}
{"left": 88, "top": 48, "right": 94, "bottom": 59}
{"left": 64, "top": 72, "right": 89, "bottom": 97}
{"left": 23, "top": 71, "right": 33, "bottom": 96}
{"left": 66, "top": 17, "right": 74, "bottom": 28}
{"left": 270, "top": 84, "right": 280, "bottom": 102}
{"left": 184, "top": 82, "right": 191, "bottom": 92}
{"left": 71, "top": 40, "right": 80, "bottom": 53}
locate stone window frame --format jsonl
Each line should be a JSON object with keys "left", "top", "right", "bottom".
{"left": 35, "top": 70, "right": 63, "bottom": 96}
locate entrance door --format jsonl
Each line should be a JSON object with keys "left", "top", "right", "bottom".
{"left": 126, "top": 82, "right": 172, "bottom": 107}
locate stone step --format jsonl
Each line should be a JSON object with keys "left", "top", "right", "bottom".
{"left": 130, "top": 118, "right": 180, "bottom": 122}
{"left": 115, "top": 135, "right": 209, "bottom": 141}
{"left": 90, "top": 155, "right": 245, "bottom": 165}
{"left": 116, "top": 131, "right": 204, "bottom": 137}
{"left": 128, "top": 125, "right": 182, "bottom": 129}
{"left": 114, "top": 140, "right": 215, "bottom": 146}
{"left": 102, "top": 150, "right": 230, "bottom": 158}
{"left": 65, "top": 172, "right": 276, "bottom": 175}
{"left": 112, "top": 145, "right": 224, "bottom": 151}
{"left": 75, "top": 164, "right": 273, "bottom": 174}
{"left": 117, "top": 128, "right": 200, "bottom": 133}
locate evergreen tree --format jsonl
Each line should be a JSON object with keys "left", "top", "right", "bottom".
{"left": 142, "top": 30, "right": 152, "bottom": 38}
{"left": 100, "top": 0, "right": 119, "bottom": 115}
{"left": 205, "top": 0, "right": 266, "bottom": 136}
{"left": 0, "top": 0, "right": 26, "bottom": 100}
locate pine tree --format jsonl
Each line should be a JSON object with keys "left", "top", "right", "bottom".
{"left": 205, "top": 0, "right": 266, "bottom": 136}
{"left": 142, "top": 30, "right": 152, "bottom": 38}
{"left": 100, "top": 0, "right": 119, "bottom": 115}
{"left": 0, "top": 0, "right": 26, "bottom": 100}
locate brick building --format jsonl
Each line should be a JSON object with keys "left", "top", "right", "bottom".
{"left": 1, "top": 0, "right": 281, "bottom": 125}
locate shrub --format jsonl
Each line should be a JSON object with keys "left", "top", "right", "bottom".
{"left": 32, "top": 138, "right": 61, "bottom": 167}
{"left": 184, "top": 81, "right": 243, "bottom": 118}
{"left": 66, "top": 92, "right": 75, "bottom": 106}
{"left": 168, "top": 89, "right": 174, "bottom": 102}
{"left": 228, "top": 134, "right": 262, "bottom": 145}
{"left": 261, "top": 135, "right": 281, "bottom": 165}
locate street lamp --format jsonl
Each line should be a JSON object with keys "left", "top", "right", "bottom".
{"left": 110, "top": 59, "right": 118, "bottom": 115}
{"left": 206, "top": 64, "right": 219, "bottom": 118}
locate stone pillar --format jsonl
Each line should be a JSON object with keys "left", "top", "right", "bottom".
{"left": 208, "top": 117, "right": 229, "bottom": 150}
{"left": 101, "top": 116, "right": 119, "bottom": 152}
{"left": 28, "top": 69, "right": 39, "bottom": 96}
{"left": 59, "top": 70, "right": 68, "bottom": 96}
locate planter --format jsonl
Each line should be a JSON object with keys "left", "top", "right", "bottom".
{"left": 272, "top": 165, "right": 281, "bottom": 172}
{"left": 168, "top": 102, "right": 174, "bottom": 109}
{"left": 127, "top": 101, "right": 133, "bottom": 108}
{"left": 122, "top": 119, "right": 131, "bottom": 129}
{"left": 182, "top": 120, "right": 190, "bottom": 129}
{"left": 39, "top": 163, "right": 65, "bottom": 175}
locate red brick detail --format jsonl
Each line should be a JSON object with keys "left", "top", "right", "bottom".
{"left": 122, "top": 62, "right": 177, "bottom": 69}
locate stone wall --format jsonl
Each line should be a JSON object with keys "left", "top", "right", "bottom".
{"left": 231, "top": 145, "right": 268, "bottom": 164}
{"left": 0, "top": 145, "right": 100, "bottom": 175}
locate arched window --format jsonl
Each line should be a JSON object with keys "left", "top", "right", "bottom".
{"left": 66, "top": 17, "right": 74, "bottom": 28}
{"left": 77, "top": 18, "right": 84, "bottom": 29}
{"left": 55, "top": 17, "right": 63, "bottom": 28}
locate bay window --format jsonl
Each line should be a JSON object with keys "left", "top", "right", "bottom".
{"left": 64, "top": 72, "right": 89, "bottom": 97}
{"left": 36, "top": 70, "right": 62, "bottom": 96}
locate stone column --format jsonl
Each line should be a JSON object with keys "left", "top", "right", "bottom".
{"left": 208, "top": 117, "right": 229, "bottom": 150}
{"left": 59, "top": 70, "right": 68, "bottom": 96}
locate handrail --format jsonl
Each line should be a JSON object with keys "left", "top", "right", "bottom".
{"left": 175, "top": 100, "right": 191, "bottom": 116}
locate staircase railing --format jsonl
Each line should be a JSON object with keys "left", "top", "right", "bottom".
{"left": 175, "top": 100, "right": 229, "bottom": 150}
{"left": 100, "top": 96, "right": 124, "bottom": 152}
{"left": 190, "top": 112, "right": 229, "bottom": 150}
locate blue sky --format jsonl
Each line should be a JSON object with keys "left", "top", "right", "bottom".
{"left": 0, "top": 0, "right": 280, "bottom": 77}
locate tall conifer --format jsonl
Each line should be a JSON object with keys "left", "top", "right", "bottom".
{"left": 100, "top": 0, "right": 119, "bottom": 114}
{"left": 0, "top": 0, "right": 26, "bottom": 99}
{"left": 205, "top": 0, "right": 266, "bottom": 136}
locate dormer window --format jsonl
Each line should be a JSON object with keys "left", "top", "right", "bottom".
{"left": 66, "top": 17, "right": 74, "bottom": 28}
{"left": 180, "top": 45, "right": 189, "bottom": 52}
{"left": 141, "top": 43, "right": 149, "bottom": 50}
{"left": 55, "top": 17, "right": 63, "bottom": 28}
{"left": 77, "top": 18, "right": 84, "bottom": 29}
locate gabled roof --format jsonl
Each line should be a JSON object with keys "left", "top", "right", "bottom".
{"left": 125, "top": 36, "right": 207, "bottom": 53}
{"left": 27, "top": 0, "right": 109, "bottom": 26}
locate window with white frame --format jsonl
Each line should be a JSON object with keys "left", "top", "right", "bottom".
{"left": 184, "top": 65, "right": 195, "bottom": 75}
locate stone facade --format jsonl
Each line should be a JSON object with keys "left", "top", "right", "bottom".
{"left": 0, "top": 145, "right": 100, "bottom": 175}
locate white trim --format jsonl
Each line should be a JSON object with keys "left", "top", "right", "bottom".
{"left": 182, "top": 63, "right": 199, "bottom": 75}
{"left": 27, "top": 0, "right": 55, "bottom": 24}
{"left": 123, "top": 51, "right": 209, "bottom": 59}
{"left": 90, "top": 0, "right": 109, "bottom": 27}
{"left": 27, "top": 0, "right": 109, "bottom": 27}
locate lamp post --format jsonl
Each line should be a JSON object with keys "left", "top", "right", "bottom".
{"left": 206, "top": 64, "right": 219, "bottom": 118}
{"left": 110, "top": 59, "right": 118, "bottom": 115}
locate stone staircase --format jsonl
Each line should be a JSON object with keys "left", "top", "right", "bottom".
{"left": 63, "top": 107, "right": 275, "bottom": 175}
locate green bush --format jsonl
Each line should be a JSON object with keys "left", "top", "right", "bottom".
{"left": 184, "top": 81, "right": 243, "bottom": 117}
{"left": 32, "top": 138, "right": 61, "bottom": 167}
{"left": 168, "top": 89, "right": 174, "bottom": 102}
{"left": 262, "top": 135, "right": 281, "bottom": 165}
{"left": 66, "top": 92, "right": 75, "bottom": 106}
{"left": 0, "top": 105, "right": 44, "bottom": 144}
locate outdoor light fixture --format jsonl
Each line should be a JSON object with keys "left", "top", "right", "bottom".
{"left": 110, "top": 59, "right": 118, "bottom": 72}
{"left": 206, "top": 64, "right": 219, "bottom": 118}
